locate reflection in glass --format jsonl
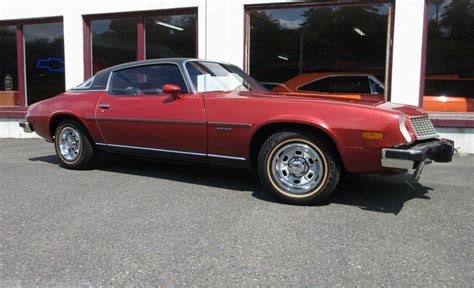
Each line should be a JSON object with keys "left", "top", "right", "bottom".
{"left": 0, "top": 25, "right": 19, "bottom": 107}
{"left": 145, "top": 14, "right": 197, "bottom": 59}
{"left": 249, "top": 4, "right": 389, "bottom": 101}
{"left": 109, "top": 64, "right": 189, "bottom": 95}
{"left": 24, "top": 22, "right": 65, "bottom": 105}
{"left": 185, "top": 61, "right": 266, "bottom": 93}
{"left": 424, "top": 0, "right": 474, "bottom": 112}
{"left": 91, "top": 18, "right": 137, "bottom": 74}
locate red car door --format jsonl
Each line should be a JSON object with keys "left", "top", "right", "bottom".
{"left": 95, "top": 64, "right": 207, "bottom": 159}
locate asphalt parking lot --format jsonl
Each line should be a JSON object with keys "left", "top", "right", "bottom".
{"left": 1, "top": 138, "right": 473, "bottom": 286}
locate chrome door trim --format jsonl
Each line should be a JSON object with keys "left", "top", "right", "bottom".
{"left": 89, "top": 117, "right": 206, "bottom": 125}
{"left": 98, "top": 143, "right": 207, "bottom": 157}
{"left": 208, "top": 154, "right": 246, "bottom": 161}
{"left": 88, "top": 118, "right": 250, "bottom": 127}
{"left": 96, "top": 143, "right": 246, "bottom": 161}
{"left": 208, "top": 122, "right": 253, "bottom": 128}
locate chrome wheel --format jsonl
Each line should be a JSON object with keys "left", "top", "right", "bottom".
{"left": 58, "top": 126, "right": 81, "bottom": 162}
{"left": 271, "top": 142, "right": 324, "bottom": 194}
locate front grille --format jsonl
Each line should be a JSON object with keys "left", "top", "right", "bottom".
{"left": 409, "top": 115, "right": 438, "bottom": 139}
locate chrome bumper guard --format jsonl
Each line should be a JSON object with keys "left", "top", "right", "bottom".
{"left": 19, "top": 121, "right": 34, "bottom": 133}
{"left": 381, "top": 139, "right": 454, "bottom": 181}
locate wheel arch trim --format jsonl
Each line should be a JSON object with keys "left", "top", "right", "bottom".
{"left": 48, "top": 112, "right": 95, "bottom": 142}
{"left": 248, "top": 119, "right": 344, "bottom": 170}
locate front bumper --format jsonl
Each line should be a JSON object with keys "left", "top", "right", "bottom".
{"left": 381, "top": 139, "right": 454, "bottom": 179}
{"left": 19, "top": 120, "right": 34, "bottom": 133}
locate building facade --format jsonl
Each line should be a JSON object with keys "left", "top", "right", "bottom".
{"left": 1, "top": 0, "right": 473, "bottom": 152}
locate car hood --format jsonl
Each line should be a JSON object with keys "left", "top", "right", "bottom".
{"left": 240, "top": 91, "right": 426, "bottom": 117}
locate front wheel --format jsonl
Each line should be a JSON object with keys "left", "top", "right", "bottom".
{"left": 54, "top": 119, "right": 98, "bottom": 170}
{"left": 258, "top": 131, "right": 340, "bottom": 205}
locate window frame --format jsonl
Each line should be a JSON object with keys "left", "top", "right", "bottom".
{"left": 0, "top": 17, "right": 63, "bottom": 117}
{"left": 83, "top": 8, "right": 198, "bottom": 80}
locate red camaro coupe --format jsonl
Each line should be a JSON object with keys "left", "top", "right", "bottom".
{"left": 20, "top": 58, "right": 454, "bottom": 205}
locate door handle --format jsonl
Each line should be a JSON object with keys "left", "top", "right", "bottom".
{"left": 99, "top": 104, "right": 110, "bottom": 109}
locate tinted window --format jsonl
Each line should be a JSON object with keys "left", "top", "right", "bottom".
{"left": 0, "top": 25, "right": 19, "bottom": 107}
{"left": 74, "top": 78, "right": 94, "bottom": 90}
{"left": 424, "top": 0, "right": 474, "bottom": 111}
{"left": 71, "top": 74, "right": 109, "bottom": 91}
{"left": 249, "top": 4, "right": 389, "bottom": 92}
{"left": 298, "top": 77, "right": 331, "bottom": 93}
{"left": 298, "top": 76, "right": 370, "bottom": 93}
{"left": 90, "top": 70, "right": 111, "bottom": 90}
{"left": 23, "top": 22, "right": 65, "bottom": 105}
{"left": 145, "top": 14, "right": 197, "bottom": 59}
{"left": 91, "top": 18, "right": 137, "bottom": 75}
{"left": 369, "top": 77, "right": 384, "bottom": 94}
{"left": 331, "top": 76, "right": 371, "bottom": 93}
{"left": 109, "top": 64, "right": 187, "bottom": 95}
{"left": 425, "top": 80, "right": 474, "bottom": 99}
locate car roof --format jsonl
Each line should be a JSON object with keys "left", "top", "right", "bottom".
{"left": 94, "top": 58, "right": 194, "bottom": 76}
{"left": 94, "top": 57, "right": 239, "bottom": 77}
{"left": 78, "top": 58, "right": 239, "bottom": 92}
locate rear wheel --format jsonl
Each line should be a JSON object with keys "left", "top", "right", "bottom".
{"left": 258, "top": 131, "right": 340, "bottom": 205}
{"left": 54, "top": 119, "right": 98, "bottom": 169}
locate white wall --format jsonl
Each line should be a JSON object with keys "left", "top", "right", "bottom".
{"left": 390, "top": 0, "right": 426, "bottom": 106}
{"left": 2, "top": 0, "right": 473, "bottom": 153}
{"left": 0, "top": 0, "right": 295, "bottom": 90}
{"left": 437, "top": 127, "right": 474, "bottom": 154}
{"left": 1, "top": 0, "right": 208, "bottom": 90}
{"left": 0, "top": 119, "right": 38, "bottom": 138}
{"left": 1, "top": 0, "right": 429, "bottom": 99}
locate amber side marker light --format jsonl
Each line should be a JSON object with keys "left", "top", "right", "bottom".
{"left": 362, "top": 132, "right": 384, "bottom": 140}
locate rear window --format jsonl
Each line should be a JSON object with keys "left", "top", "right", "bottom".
{"left": 298, "top": 77, "right": 331, "bottom": 93}
{"left": 73, "top": 78, "right": 94, "bottom": 90}
{"left": 297, "top": 76, "right": 371, "bottom": 94}
{"left": 331, "top": 76, "right": 370, "bottom": 94}
{"left": 71, "top": 71, "right": 110, "bottom": 91}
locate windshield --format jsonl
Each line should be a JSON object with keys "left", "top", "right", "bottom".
{"left": 185, "top": 61, "right": 267, "bottom": 93}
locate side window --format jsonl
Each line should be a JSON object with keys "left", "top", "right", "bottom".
{"left": 297, "top": 77, "right": 331, "bottom": 93}
{"left": 109, "top": 64, "right": 188, "bottom": 96}
{"left": 369, "top": 77, "right": 385, "bottom": 94}
{"left": 330, "top": 76, "right": 371, "bottom": 94}
{"left": 73, "top": 77, "right": 94, "bottom": 90}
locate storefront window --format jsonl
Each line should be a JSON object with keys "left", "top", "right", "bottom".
{"left": 248, "top": 4, "right": 390, "bottom": 102}
{"left": 24, "top": 22, "right": 65, "bottom": 105}
{"left": 424, "top": 0, "right": 474, "bottom": 113}
{"left": 86, "top": 10, "right": 197, "bottom": 77}
{"left": 145, "top": 14, "right": 197, "bottom": 59}
{"left": 91, "top": 18, "right": 137, "bottom": 74}
{"left": 0, "top": 25, "right": 19, "bottom": 107}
